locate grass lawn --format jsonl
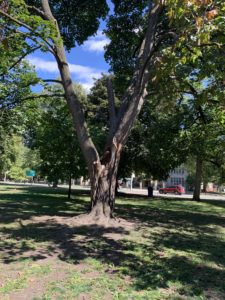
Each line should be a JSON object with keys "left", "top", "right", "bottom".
{"left": 0, "top": 184, "right": 225, "bottom": 299}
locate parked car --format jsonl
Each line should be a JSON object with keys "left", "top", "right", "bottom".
{"left": 159, "top": 185, "right": 185, "bottom": 195}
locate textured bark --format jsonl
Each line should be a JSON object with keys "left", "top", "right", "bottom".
{"left": 89, "top": 141, "right": 122, "bottom": 220}
{"left": 68, "top": 172, "right": 72, "bottom": 199}
{"left": 193, "top": 157, "right": 203, "bottom": 201}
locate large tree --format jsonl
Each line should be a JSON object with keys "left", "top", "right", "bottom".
{"left": 1, "top": 0, "right": 225, "bottom": 221}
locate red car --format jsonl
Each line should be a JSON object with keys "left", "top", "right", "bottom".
{"left": 159, "top": 185, "right": 185, "bottom": 195}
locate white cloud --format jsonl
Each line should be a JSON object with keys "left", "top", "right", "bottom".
{"left": 82, "top": 83, "right": 95, "bottom": 92}
{"left": 82, "top": 30, "right": 110, "bottom": 53}
{"left": 28, "top": 56, "right": 103, "bottom": 91}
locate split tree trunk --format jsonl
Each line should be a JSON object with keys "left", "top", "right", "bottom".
{"left": 41, "top": 0, "right": 164, "bottom": 221}
{"left": 193, "top": 156, "right": 203, "bottom": 201}
{"left": 89, "top": 142, "right": 122, "bottom": 220}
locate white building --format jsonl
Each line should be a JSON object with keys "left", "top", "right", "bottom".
{"left": 165, "top": 166, "right": 188, "bottom": 187}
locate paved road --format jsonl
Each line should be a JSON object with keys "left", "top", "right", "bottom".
{"left": 1, "top": 181, "right": 225, "bottom": 201}
{"left": 120, "top": 187, "right": 225, "bottom": 201}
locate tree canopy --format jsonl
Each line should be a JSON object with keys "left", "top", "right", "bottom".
{"left": 1, "top": 0, "right": 225, "bottom": 219}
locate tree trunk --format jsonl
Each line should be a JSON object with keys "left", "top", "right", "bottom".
{"left": 68, "top": 172, "right": 72, "bottom": 199}
{"left": 193, "top": 157, "right": 203, "bottom": 201}
{"left": 202, "top": 181, "right": 207, "bottom": 193}
{"left": 89, "top": 142, "right": 122, "bottom": 220}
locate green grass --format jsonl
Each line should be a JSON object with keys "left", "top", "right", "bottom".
{"left": 0, "top": 183, "right": 225, "bottom": 299}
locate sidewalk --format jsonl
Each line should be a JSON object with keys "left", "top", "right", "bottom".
{"left": 119, "top": 187, "right": 225, "bottom": 201}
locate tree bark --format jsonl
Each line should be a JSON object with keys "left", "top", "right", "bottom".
{"left": 193, "top": 157, "right": 203, "bottom": 201}
{"left": 89, "top": 141, "right": 122, "bottom": 220}
{"left": 68, "top": 172, "right": 72, "bottom": 199}
{"left": 202, "top": 181, "right": 207, "bottom": 193}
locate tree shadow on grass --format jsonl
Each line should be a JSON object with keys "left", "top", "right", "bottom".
{"left": 203, "top": 199, "right": 225, "bottom": 210}
{"left": 0, "top": 220, "right": 225, "bottom": 297}
{"left": 0, "top": 188, "right": 225, "bottom": 298}
{"left": 0, "top": 190, "right": 89, "bottom": 224}
{"left": 116, "top": 199, "right": 225, "bottom": 231}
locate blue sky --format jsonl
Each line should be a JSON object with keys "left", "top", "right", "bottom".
{"left": 28, "top": 7, "right": 113, "bottom": 92}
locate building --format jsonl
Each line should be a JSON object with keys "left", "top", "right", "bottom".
{"left": 165, "top": 166, "right": 188, "bottom": 188}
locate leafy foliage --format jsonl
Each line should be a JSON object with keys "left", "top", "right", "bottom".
{"left": 25, "top": 83, "right": 88, "bottom": 182}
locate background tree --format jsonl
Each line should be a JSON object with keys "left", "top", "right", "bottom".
{"left": 27, "top": 83, "right": 88, "bottom": 197}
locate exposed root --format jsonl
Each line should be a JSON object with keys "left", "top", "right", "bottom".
{"left": 70, "top": 212, "right": 135, "bottom": 229}
{"left": 28, "top": 213, "right": 135, "bottom": 230}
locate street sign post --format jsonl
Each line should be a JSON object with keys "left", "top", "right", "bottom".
{"left": 26, "top": 170, "right": 36, "bottom": 177}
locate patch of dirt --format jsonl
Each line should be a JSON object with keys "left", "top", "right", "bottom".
{"left": 204, "top": 288, "right": 225, "bottom": 300}
{"left": 6, "top": 259, "right": 69, "bottom": 300}
{"left": 0, "top": 212, "right": 136, "bottom": 299}
{"left": 30, "top": 213, "right": 136, "bottom": 230}
{"left": 101, "top": 292, "right": 113, "bottom": 300}
{"left": 78, "top": 293, "right": 91, "bottom": 300}
{"left": 74, "top": 262, "right": 90, "bottom": 272}
{"left": 82, "top": 270, "right": 100, "bottom": 279}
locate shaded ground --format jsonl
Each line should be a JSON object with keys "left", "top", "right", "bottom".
{"left": 0, "top": 184, "right": 225, "bottom": 299}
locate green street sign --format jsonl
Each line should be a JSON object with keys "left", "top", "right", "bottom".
{"left": 26, "top": 170, "right": 36, "bottom": 177}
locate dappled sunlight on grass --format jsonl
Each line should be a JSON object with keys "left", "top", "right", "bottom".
{"left": 0, "top": 184, "right": 225, "bottom": 299}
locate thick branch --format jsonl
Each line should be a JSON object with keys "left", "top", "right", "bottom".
{"left": 106, "top": 77, "right": 116, "bottom": 135}
{"left": 114, "top": 1, "right": 165, "bottom": 145}
{"left": 0, "top": 9, "right": 33, "bottom": 31}
{"left": 41, "top": 0, "right": 99, "bottom": 173}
